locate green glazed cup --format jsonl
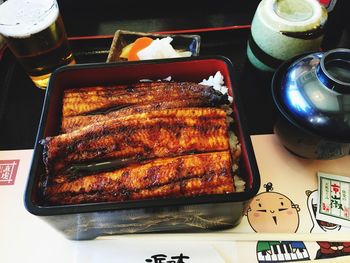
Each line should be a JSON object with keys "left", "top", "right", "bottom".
{"left": 247, "top": 0, "right": 327, "bottom": 72}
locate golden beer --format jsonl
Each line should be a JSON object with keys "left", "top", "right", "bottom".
{"left": 0, "top": 0, "right": 75, "bottom": 89}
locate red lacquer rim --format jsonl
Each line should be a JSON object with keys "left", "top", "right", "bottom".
{"left": 67, "top": 24, "right": 251, "bottom": 41}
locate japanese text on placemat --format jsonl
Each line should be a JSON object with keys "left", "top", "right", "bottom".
{"left": 320, "top": 176, "right": 350, "bottom": 221}
{"left": 0, "top": 160, "right": 19, "bottom": 185}
{"left": 145, "top": 253, "right": 190, "bottom": 263}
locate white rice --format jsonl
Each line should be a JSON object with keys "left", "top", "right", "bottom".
{"left": 199, "top": 71, "right": 233, "bottom": 103}
{"left": 228, "top": 122, "right": 245, "bottom": 192}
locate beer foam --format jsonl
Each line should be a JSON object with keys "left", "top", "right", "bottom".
{"left": 0, "top": 0, "right": 59, "bottom": 38}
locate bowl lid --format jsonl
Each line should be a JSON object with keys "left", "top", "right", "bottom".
{"left": 272, "top": 48, "right": 350, "bottom": 142}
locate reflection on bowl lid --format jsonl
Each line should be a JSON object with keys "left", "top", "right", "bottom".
{"left": 275, "top": 48, "right": 350, "bottom": 141}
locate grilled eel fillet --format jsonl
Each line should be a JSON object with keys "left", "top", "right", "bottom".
{"left": 62, "top": 81, "right": 228, "bottom": 117}
{"left": 61, "top": 99, "right": 215, "bottom": 133}
{"left": 44, "top": 151, "right": 235, "bottom": 205}
{"left": 42, "top": 107, "right": 230, "bottom": 174}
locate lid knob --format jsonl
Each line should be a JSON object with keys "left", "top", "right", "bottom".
{"left": 317, "top": 48, "right": 350, "bottom": 94}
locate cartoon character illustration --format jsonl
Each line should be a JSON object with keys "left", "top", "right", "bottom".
{"left": 246, "top": 182, "right": 301, "bottom": 233}
{"left": 306, "top": 189, "right": 342, "bottom": 233}
{"left": 306, "top": 189, "right": 350, "bottom": 259}
{"left": 314, "top": 242, "right": 350, "bottom": 259}
{"left": 245, "top": 182, "right": 310, "bottom": 262}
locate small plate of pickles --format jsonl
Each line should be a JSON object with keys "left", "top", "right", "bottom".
{"left": 106, "top": 30, "right": 201, "bottom": 62}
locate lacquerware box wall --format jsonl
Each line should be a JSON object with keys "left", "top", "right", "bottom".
{"left": 24, "top": 56, "right": 260, "bottom": 240}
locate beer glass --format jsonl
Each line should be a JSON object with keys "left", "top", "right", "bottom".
{"left": 0, "top": 0, "right": 75, "bottom": 89}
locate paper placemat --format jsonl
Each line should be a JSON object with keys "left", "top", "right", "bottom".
{"left": 1, "top": 135, "right": 350, "bottom": 262}
{"left": 229, "top": 134, "right": 350, "bottom": 241}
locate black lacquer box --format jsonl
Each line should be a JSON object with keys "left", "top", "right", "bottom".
{"left": 24, "top": 56, "right": 260, "bottom": 240}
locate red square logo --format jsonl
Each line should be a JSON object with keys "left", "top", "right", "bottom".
{"left": 0, "top": 160, "right": 19, "bottom": 185}
{"left": 318, "top": 0, "right": 336, "bottom": 11}
{"left": 318, "top": 0, "right": 331, "bottom": 5}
